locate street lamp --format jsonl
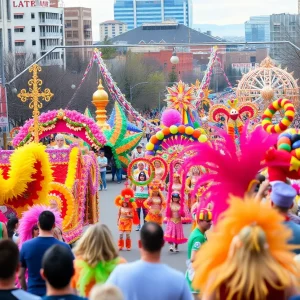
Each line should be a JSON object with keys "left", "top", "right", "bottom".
{"left": 170, "top": 48, "right": 179, "bottom": 65}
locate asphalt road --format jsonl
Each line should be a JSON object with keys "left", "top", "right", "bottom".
{"left": 99, "top": 176, "right": 191, "bottom": 274}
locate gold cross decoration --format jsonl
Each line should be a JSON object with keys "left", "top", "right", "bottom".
{"left": 17, "top": 64, "right": 53, "bottom": 143}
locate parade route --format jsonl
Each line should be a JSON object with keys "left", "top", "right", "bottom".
{"left": 99, "top": 178, "right": 190, "bottom": 273}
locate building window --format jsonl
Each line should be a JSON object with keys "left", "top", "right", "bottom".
{"left": 6, "top": 0, "right": 11, "bottom": 20}
{"left": 14, "top": 28, "right": 24, "bottom": 33}
{"left": 65, "top": 20, "right": 72, "bottom": 28}
{"left": 8, "top": 29, "right": 12, "bottom": 52}
{"left": 73, "top": 31, "right": 78, "bottom": 38}
{"left": 14, "top": 14, "right": 23, "bottom": 19}
{"left": 33, "top": 53, "right": 36, "bottom": 60}
{"left": 66, "top": 31, "right": 72, "bottom": 38}
{"left": 84, "top": 31, "right": 91, "bottom": 39}
{"left": 32, "top": 40, "right": 36, "bottom": 46}
{"left": 31, "top": 13, "right": 35, "bottom": 19}
{"left": 32, "top": 26, "right": 35, "bottom": 32}
{"left": 15, "top": 41, "right": 25, "bottom": 47}
{"left": 72, "top": 20, "right": 78, "bottom": 27}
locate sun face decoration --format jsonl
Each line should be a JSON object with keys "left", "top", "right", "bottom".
{"left": 165, "top": 81, "right": 196, "bottom": 125}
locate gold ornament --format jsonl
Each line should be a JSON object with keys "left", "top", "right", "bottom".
{"left": 92, "top": 79, "right": 110, "bottom": 130}
{"left": 17, "top": 64, "right": 53, "bottom": 143}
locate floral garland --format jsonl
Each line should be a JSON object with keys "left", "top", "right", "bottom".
{"left": 47, "top": 182, "right": 76, "bottom": 230}
{"left": 65, "top": 147, "right": 80, "bottom": 190}
{"left": 128, "top": 158, "right": 155, "bottom": 186}
{"left": 13, "top": 109, "right": 106, "bottom": 149}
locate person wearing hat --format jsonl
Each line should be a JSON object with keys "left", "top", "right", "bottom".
{"left": 185, "top": 208, "right": 212, "bottom": 295}
{"left": 131, "top": 145, "right": 144, "bottom": 160}
{"left": 271, "top": 182, "right": 300, "bottom": 254}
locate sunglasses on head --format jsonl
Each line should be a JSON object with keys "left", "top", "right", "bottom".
{"left": 33, "top": 226, "right": 39, "bottom": 230}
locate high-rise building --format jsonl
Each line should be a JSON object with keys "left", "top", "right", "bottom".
{"left": 64, "top": 7, "right": 93, "bottom": 60}
{"left": 114, "top": 0, "right": 192, "bottom": 30}
{"left": 99, "top": 20, "right": 127, "bottom": 42}
{"left": 0, "top": 0, "right": 14, "bottom": 75}
{"left": 270, "top": 13, "right": 300, "bottom": 59}
{"left": 299, "top": 0, "right": 300, "bottom": 14}
{"left": 12, "top": 0, "right": 64, "bottom": 66}
{"left": 245, "top": 16, "right": 270, "bottom": 42}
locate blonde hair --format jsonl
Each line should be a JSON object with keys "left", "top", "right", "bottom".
{"left": 90, "top": 284, "right": 123, "bottom": 300}
{"left": 193, "top": 197, "right": 299, "bottom": 300}
{"left": 74, "top": 224, "right": 118, "bottom": 267}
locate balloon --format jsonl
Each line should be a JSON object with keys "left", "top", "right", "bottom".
{"left": 156, "top": 131, "right": 164, "bottom": 140}
{"left": 162, "top": 127, "right": 171, "bottom": 136}
{"left": 178, "top": 125, "right": 186, "bottom": 134}
{"left": 146, "top": 143, "right": 154, "bottom": 151}
{"left": 292, "top": 140, "right": 300, "bottom": 150}
{"left": 198, "top": 135, "right": 208, "bottom": 143}
{"left": 169, "top": 125, "right": 178, "bottom": 134}
{"left": 185, "top": 126, "right": 194, "bottom": 135}
{"left": 192, "top": 130, "right": 201, "bottom": 139}
{"left": 150, "top": 136, "right": 158, "bottom": 144}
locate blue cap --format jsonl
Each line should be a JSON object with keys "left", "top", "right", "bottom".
{"left": 271, "top": 182, "right": 296, "bottom": 208}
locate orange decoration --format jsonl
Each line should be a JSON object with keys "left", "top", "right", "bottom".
{"left": 162, "top": 127, "right": 171, "bottom": 136}
{"left": 193, "top": 130, "right": 201, "bottom": 139}
{"left": 178, "top": 125, "right": 186, "bottom": 134}
{"left": 150, "top": 136, "right": 159, "bottom": 144}
{"left": 278, "top": 137, "right": 291, "bottom": 146}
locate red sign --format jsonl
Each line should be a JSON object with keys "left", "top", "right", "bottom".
{"left": 13, "top": 0, "right": 49, "bottom": 7}
{"left": 0, "top": 85, "right": 8, "bottom": 127}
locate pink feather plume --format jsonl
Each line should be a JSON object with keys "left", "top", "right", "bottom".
{"left": 181, "top": 125, "right": 278, "bottom": 222}
{"left": 18, "top": 205, "right": 62, "bottom": 248}
{"left": 161, "top": 109, "right": 182, "bottom": 127}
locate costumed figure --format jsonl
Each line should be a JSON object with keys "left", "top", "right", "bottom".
{"left": 192, "top": 196, "right": 300, "bottom": 300}
{"left": 133, "top": 171, "right": 149, "bottom": 231}
{"left": 153, "top": 159, "right": 167, "bottom": 189}
{"left": 209, "top": 99, "right": 258, "bottom": 141}
{"left": 185, "top": 166, "right": 202, "bottom": 209}
{"left": 115, "top": 188, "right": 139, "bottom": 251}
{"left": 164, "top": 192, "right": 187, "bottom": 252}
{"left": 143, "top": 179, "right": 165, "bottom": 225}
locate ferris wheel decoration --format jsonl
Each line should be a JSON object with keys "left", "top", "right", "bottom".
{"left": 236, "top": 57, "right": 299, "bottom": 111}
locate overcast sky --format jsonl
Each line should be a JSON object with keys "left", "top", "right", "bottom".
{"left": 64, "top": 0, "right": 298, "bottom": 40}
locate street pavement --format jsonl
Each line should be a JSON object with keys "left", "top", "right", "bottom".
{"left": 99, "top": 176, "right": 191, "bottom": 274}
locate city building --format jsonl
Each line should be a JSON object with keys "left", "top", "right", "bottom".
{"left": 64, "top": 7, "right": 93, "bottom": 60}
{"left": 0, "top": 0, "right": 14, "bottom": 77}
{"left": 99, "top": 20, "right": 127, "bottom": 42}
{"left": 12, "top": 0, "right": 64, "bottom": 66}
{"left": 270, "top": 13, "right": 300, "bottom": 59}
{"left": 245, "top": 16, "right": 270, "bottom": 42}
{"left": 114, "top": 0, "right": 193, "bottom": 30}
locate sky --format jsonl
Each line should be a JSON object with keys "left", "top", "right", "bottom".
{"left": 63, "top": 0, "right": 298, "bottom": 40}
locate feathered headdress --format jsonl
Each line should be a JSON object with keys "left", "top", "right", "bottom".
{"left": 193, "top": 196, "right": 299, "bottom": 299}
{"left": 182, "top": 125, "right": 277, "bottom": 221}
{"left": 115, "top": 187, "right": 137, "bottom": 209}
{"left": 18, "top": 205, "right": 62, "bottom": 248}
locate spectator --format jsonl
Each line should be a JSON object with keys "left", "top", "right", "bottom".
{"left": 41, "top": 245, "right": 86, "bottom": 300}
{"left": 7, "top": 217, "right": 19, "bottom": 243}
{"left": 186, "top": 209, "right": 212, "bottom": 295}
{"left": 19, "top": 211, "right": 73, "bottom": 296}
{"left": 107, "top": 222, "right": 192, "bottom": 300}
{"left": 71, "top": 224, "right": 126, "bottom": 297}
{"left": 90, "top": 284, "right": 123, "bottom": 300}
{"left": 111, "top": 156, "right": 122, "bottom": 184}
{"left": 270, "top": 182, "right": 300, "bottom": 254}
{"left": 97, "top": 150, "right": 108, "bottom": 191}
{"left": 131, "top": 145, "right": 144, "bottom": 160}
{"left": 0, "top": 239, "right": 40, "bottom": 300}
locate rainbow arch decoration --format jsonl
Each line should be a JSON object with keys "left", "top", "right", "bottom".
{"left": 13, "top": 109, "right": 107, "bottom": 149}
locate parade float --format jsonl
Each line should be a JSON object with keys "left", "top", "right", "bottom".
{"left": 0, "top": 64, "right": 102, "bottom": 244}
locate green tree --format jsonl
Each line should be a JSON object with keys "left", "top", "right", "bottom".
{"left": 100, "top": 36, "right": 117, "bottom": 60}
{"left": 168, "top": 66, "right": 178, "bottom": 86}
